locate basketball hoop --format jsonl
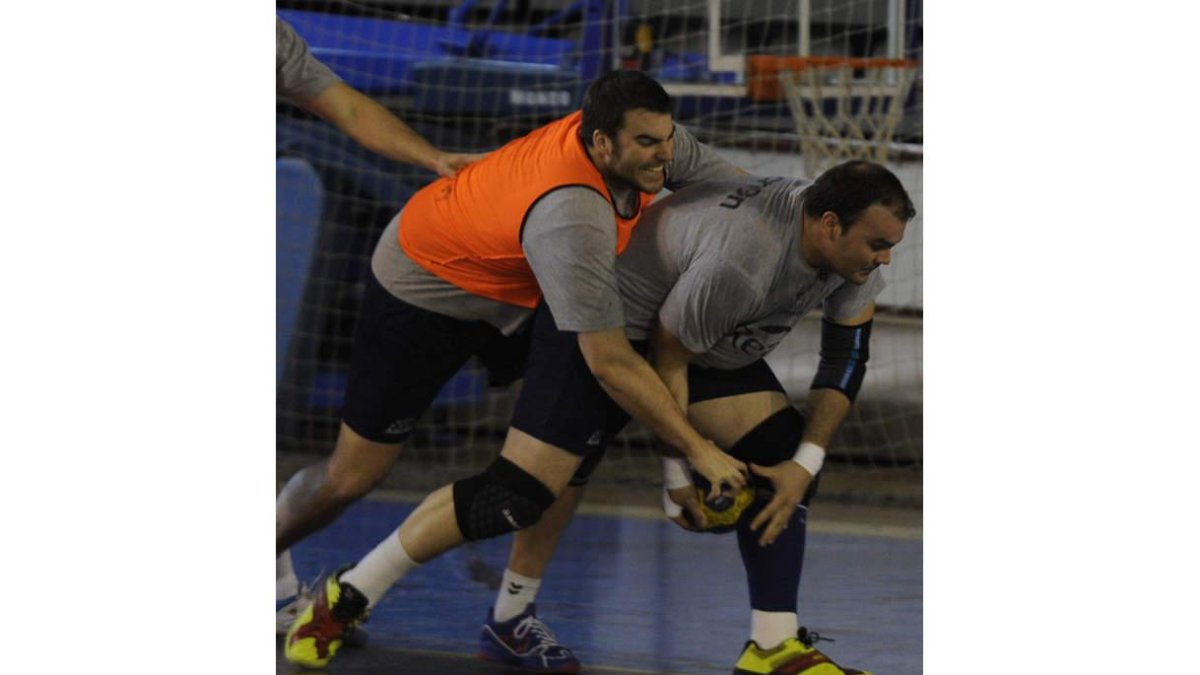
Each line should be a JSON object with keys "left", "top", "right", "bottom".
{"left": 747, "top": 56, "right": 919, "bottom": 177}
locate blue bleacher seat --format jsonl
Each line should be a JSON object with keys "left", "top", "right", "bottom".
{"left": 277, "top": 158, "right": 324, "bottom": 384}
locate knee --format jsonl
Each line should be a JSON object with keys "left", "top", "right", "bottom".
{"left": 322, "top": 461, "right": 389, "bottom": 504}
{"left": 322, "top": 430, "right": 403, "bottom": 503}
{"left": 452, "top": 457, "right": 556, "bottom": 541}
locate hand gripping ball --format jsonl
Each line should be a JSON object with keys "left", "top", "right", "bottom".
{"left": 683, "top": 472, "right": 756, "bottom": 534}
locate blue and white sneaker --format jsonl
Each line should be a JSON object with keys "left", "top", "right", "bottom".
{"left": 477, "top": 604, "right": 580, "bottom": 674}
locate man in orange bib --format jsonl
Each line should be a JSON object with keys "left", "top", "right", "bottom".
{"left": 280, "top": 71, "right": 749, "bottom": 671}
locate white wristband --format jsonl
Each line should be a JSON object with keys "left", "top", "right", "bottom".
{"left": 792, "top": 442, "right": 826, "bottom": 477}
{"left": 662, "top": 487, "right": 683, "bottom": 518}
{"left": 661, "top": 456, "right": 692, "bottom": 491}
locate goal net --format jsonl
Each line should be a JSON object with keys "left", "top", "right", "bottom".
{"left": 276, "top": 0, "right": 922, "bottom": 503}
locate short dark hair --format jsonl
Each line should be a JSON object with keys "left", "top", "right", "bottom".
{"left": 580, "top": 70, "right": 672, "bottom": 147}
{"left": 802, "top": 160, "right": 916, "bottom": 227}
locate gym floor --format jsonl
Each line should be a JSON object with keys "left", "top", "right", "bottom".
{"left": 277, "top": 492, "right": 921, "bottom": 674}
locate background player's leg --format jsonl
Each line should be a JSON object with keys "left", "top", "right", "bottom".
{"left": 276, "top": 422, "right": 404, "bottom": 635}
{"left": 276, "top": 422, "right": 404, "bottom": 554}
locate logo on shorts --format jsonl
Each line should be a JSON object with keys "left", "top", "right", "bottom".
{"left": 586, "top": 430, "right": 604, "bottom": 446}
{"left": 501, "top": 508, "right": 522, "bottom": 529}
{"left": 384, "top": 418, "right": 415, "bottom": 436}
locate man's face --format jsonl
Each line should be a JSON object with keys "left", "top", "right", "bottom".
{"left": 824, "top": 205, "right": 907, "bottom": 284}
{"left": 599, "top": 108, "right": 675, "bottom": 194}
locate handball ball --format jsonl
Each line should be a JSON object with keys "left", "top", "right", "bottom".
{"left": 684, "top": 472, "right": 755, "bottom": 534}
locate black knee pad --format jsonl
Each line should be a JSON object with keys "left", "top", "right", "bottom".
{"left": 452, "top": 457, "right": 556, "bottom": 541}
{"left": 729, "top": 406, "right": 820, "bottom": 507}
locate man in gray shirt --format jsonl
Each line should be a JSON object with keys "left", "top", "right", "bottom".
{"left": 614, "top": 161, "right": 914, "bottom": 674}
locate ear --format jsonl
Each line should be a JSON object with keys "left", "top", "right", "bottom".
{"left": 592, "top": 129, "right": 612, "bottom": 157}
{"left": 819, "top": 211, "right": 844, "bottom": 239}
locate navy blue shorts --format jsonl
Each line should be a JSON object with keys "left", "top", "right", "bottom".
{"left": 509, "top": 303, "right": 788, "bottom": 483}
{"left": 688, "top": 359, "right": 788, "bottom": 404}
{"left": 509, "top": 303, "right": 639, "bottom": 459}
{"left": 341, "top": 273, "right": 530, "bottom": 443}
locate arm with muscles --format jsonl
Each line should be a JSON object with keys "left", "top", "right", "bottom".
{"left": 577, "top": 328, "right": 746, "bottom": 500}
{"left": 747, "top": 303, "right": 875, "bottom": 545}
{"left": 648, "top": 323, "right": 710, "bottom": 530}
{"left": 277, "top": 18, "right": 482, "bottom": 177}
{"left": 303, "top": 83, "right": 484, "bottom": 178}
{"left": 647, "top": 266, "right": 764, "bottom": 528}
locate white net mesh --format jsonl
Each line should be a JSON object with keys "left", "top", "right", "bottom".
{"left": 276, "top": 0, "right": 922, "bottom": 502}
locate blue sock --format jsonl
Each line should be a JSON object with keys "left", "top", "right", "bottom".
{"left": 736, "top": 502, "right": 808, "bottom": 613}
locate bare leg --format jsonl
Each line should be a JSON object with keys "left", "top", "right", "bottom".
{"left": 687, "top": 391, "right": 789, "bottom": 447}
{"left": 481, "top": 484, "right": 586, "bottom": 622}
{"left": 392, "top": 483, "right": 462, "bottom": 563}
{"left": 507, "top": 484, "right": 586, "bottom": 578}
{"left": 341, "top": 426, "right": 583, "bottom": 609}
{"left": 277, "top": 422, "right": 404, "bottom": 554}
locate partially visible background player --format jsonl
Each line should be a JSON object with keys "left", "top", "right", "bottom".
{"left": 276, "top": 16, "right": 481, "bottom": 178}
{"left": 279, "top": 70, "right": 751, "bottom": 670}
{"left": 275, "top": 13, "right": 484, "bottom": 631}
{"left": 617, "top": 161, "right": 915, "bottom": 675}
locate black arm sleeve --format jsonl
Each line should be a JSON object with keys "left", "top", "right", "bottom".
{"left": 810, "top": 318, "right": 872, "bottom": 401}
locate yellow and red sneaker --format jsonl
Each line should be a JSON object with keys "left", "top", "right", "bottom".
{"left": 284, "top": 569, "right": 369, "bottom": 669}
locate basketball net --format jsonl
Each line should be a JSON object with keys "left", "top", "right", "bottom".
{"left": 751, "top": 56, "right": 918, "bottom": 178}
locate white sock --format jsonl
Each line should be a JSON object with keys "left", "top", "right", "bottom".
{"left": 751, "top": 610, "right": 799, "bottom": 650}
{"left": 277, "top": 550, "right": 299, "bottom": 599}
{"left": 493, "top": 569, "right": 542, "bottom": 622}
{"left": 340, "top": 528, "right": 420, "bottom": 607}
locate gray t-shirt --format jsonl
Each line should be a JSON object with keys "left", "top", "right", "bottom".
{"left": 617, "top": 175, "right": 885, "bottom": 369}
{"left": 276, "top": 17, "right": 341, "bottom": 104}
{"left": 372, "top": 123, "right": 740, "bottom": 334}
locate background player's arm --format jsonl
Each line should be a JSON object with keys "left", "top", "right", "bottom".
{"left": 277, "top": 18, "right": 482, "bottom": 177}
{"left": 748, "top": 303, "right": 876, "bottom": 543}
{"left": 303, "top": 83, "right": 484, "bottom": 178}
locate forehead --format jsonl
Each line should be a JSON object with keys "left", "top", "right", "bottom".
{"left": 851, "top": 204, "right": 907, "bottom": 241}
{"left": 617, "top": 108, "right": 674, "bottom": 137}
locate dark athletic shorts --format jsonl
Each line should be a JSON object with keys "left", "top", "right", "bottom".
{"left": 341, "top": 273, "right": 530, "bottom": 443}
{"left": 510, "top": 302, "right": 789, "bottom": 484}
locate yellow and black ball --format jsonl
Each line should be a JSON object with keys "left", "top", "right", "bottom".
{"left": 683, "top": 473, "right": 756, "bottom": 534}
